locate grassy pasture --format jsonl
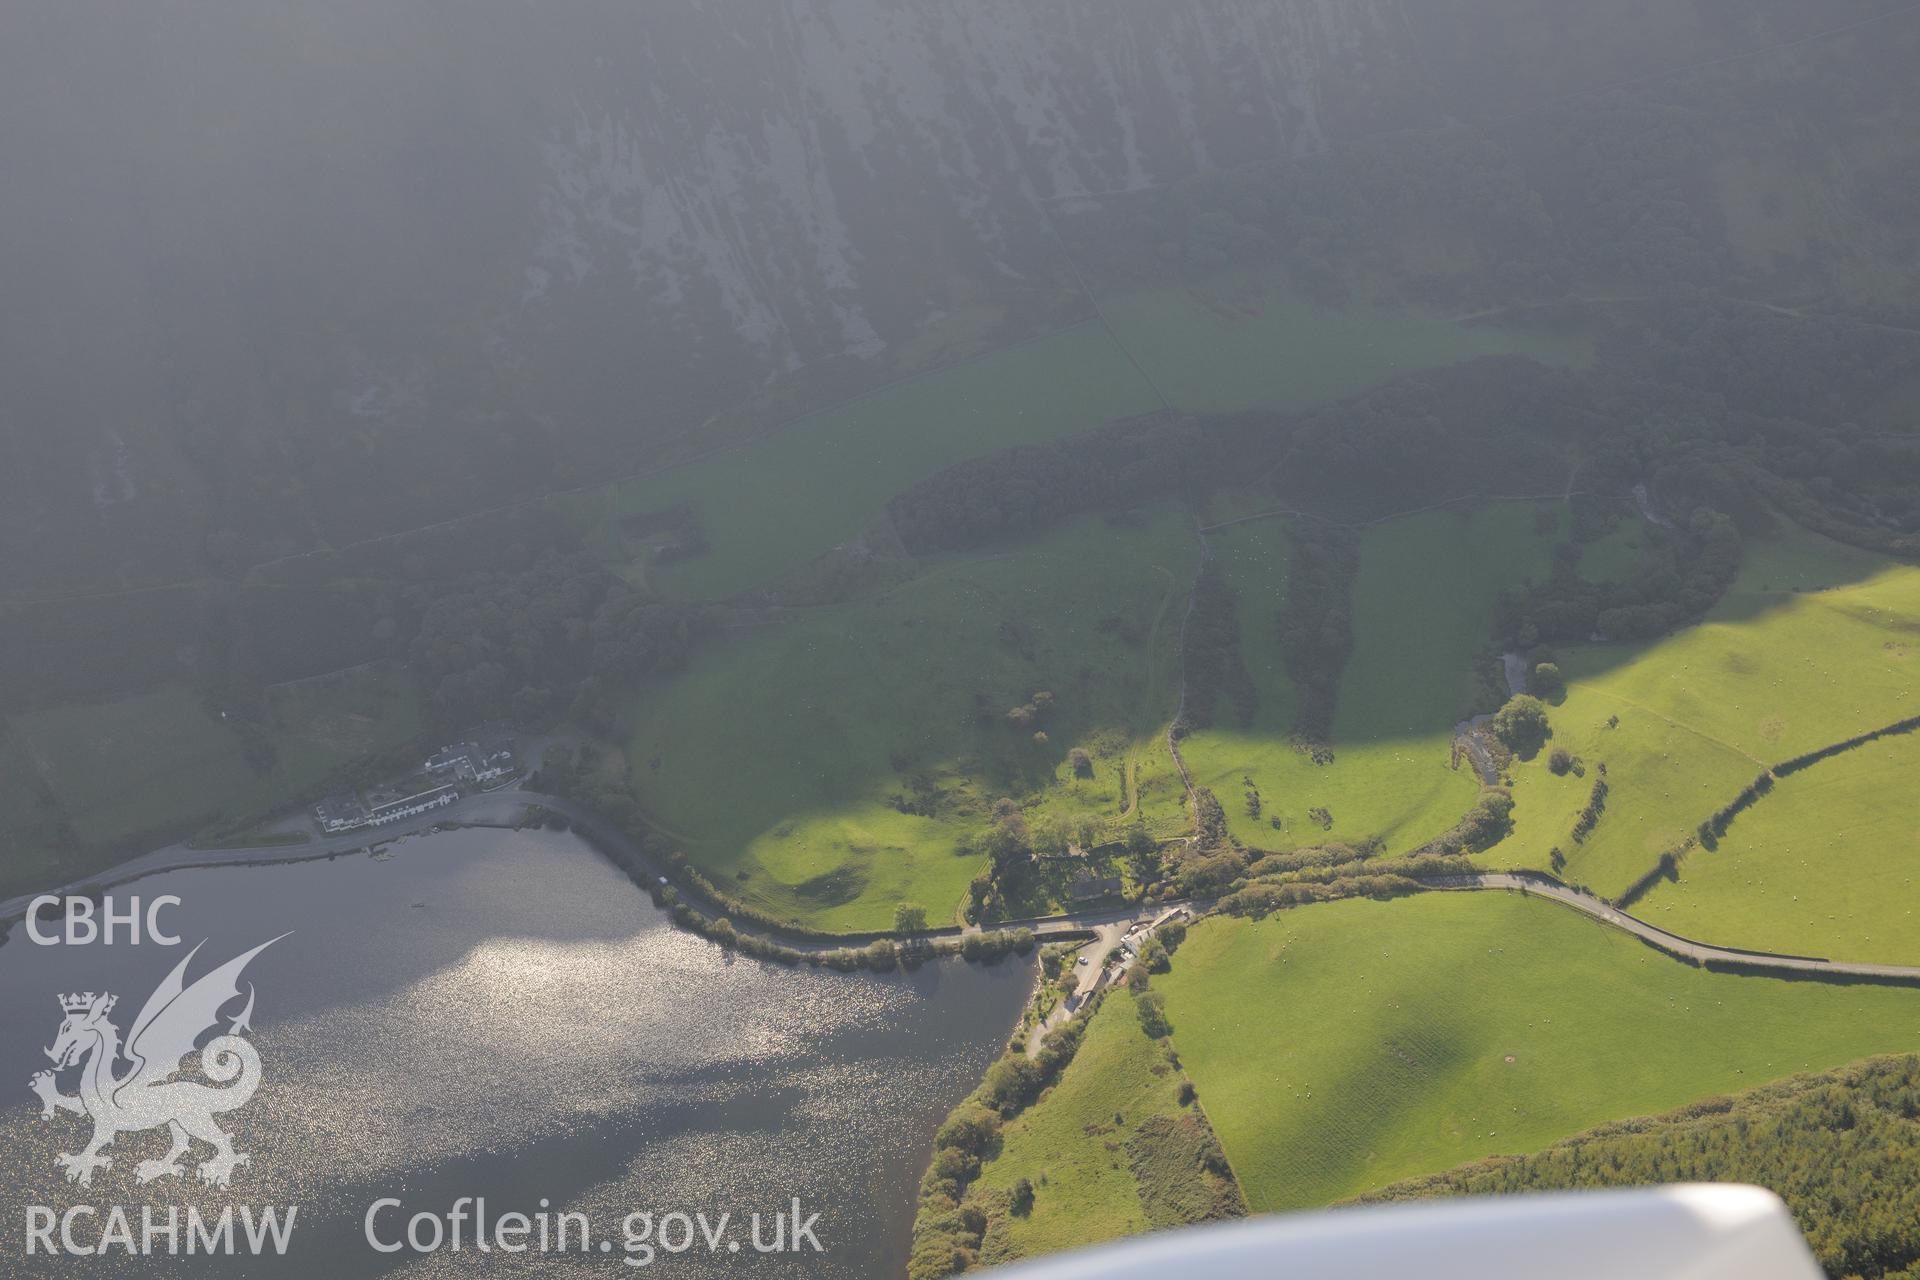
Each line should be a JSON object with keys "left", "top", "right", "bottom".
{"left": 567, "top": 322, "right": 1158, "bottom": 602}
{"left": 1868, "top": 374, "right": 1920, "bottom": 433}
{"left": 1182, "top": 503, "right": 1562, "bottom": 854}
{"left": 1711, "top": 131, "right": 1920, "bottom": 308}
{"left": 1099, "top": 277, "right": 1590, "bottom": 415}
{"left": 568, "top": 279, "right": 1585, "bottom": 604}
{"left": 1498, "top": 526, "right": 1920, "bottom": 899}
{"left": 1493, "top": 689, "right": 1759, "bottom": 896}
{"left": 10, "top": 685, "right": 265, "bottom": 849}
{"left": 1156, "top": 892, "right": 1920, "bottom": 1214}
{"left": 1575, "top": 514, "right": 1649, "bottom": 583}
{"left": 4, "top": 663, "right": 422, "bottom": 863}
{"left": 624, "top": 507, "right": 1196, "bottom": 932}
{"left": 0, "top": 725, "right": 79, "bottom": 896}
{"left": 967, "top": 991, "right": 1204, "bottom": 1264}
{"left": 1702, "top": 13, "right": 1920, "bottom": 309}
{"left": 1640, "top": 730, "right": 1920, "bottom": 965}
{"left": 260, "top": 661, "right": 423, "bottom": 786}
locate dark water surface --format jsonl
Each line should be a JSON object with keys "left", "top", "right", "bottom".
{"left": 0, "top": 828, "right": 1032, "bottom": 1277}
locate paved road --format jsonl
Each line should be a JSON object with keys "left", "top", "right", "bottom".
{"left": 1024, "top": 905, "right": 1193, "bottom": 1055}
{"left": 0, "top": 789, "right": 1176, "bottom": 951}
{"left": 13, "top": 795, "right": 1920, "bottom": 988}
{"left": 0, "top": 787, "right": 550, "bottom": 923}
{"left": 1441, "top": 873, "right": 1920, "bottom": 983}
{"left": 1025, "top": 924, "right": 1127, "bottom": 1056}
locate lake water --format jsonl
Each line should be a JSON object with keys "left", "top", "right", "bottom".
{"left": 0, "top": 827, "right": 1033, "bottom": 1276}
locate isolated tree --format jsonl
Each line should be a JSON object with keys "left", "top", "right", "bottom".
{"left": 1490, "top": 695, "right": 1553, "bottom": 758}
{"left": 1031, "top": 814, "right": 1072, "bottom": 858}
{"left": 1009, "top": 1178, "right": 1035, "bottom": 1217}
{"left": 894, "top": 903, "right": 929, "bottom": 933}
{"left": 1125, "top": 825, "right": 1161, "bottom": 884}
{"left": 1533, "top": 662, "right": 1567, "bottom": 701}
{"left": 1136, "top": 990, "right": 1172, "bottom": 1037}
{"left": 985, "top": 815, "right": 1033, "bottom": 870}
{"left": 1067, "top": 747, "right": 1094, "bottom": 777}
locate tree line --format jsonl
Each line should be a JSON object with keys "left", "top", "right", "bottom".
{"left": 1361, "top": 1053, "right": 1920, "bottom": 1280}
{"left": 1275, "top": 527, "right": 1356, "bottom": 745}
{"left": 1180, "top": 563, "right": 1255, "bottom": 731}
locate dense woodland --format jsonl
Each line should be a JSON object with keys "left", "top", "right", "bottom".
{"left": 404, "top": 554, "right": 699, "bottom": 730}
{"left": 1365, "top": 1054, "right": 1920, "bottom": 1280}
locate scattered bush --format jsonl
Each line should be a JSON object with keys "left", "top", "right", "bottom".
{"left": 1137, "top": 990, "right": 1173, "bottom": 1038}
{"left": 1570, "top": 775, "right": 1610, "bottom": 844}
{"left": 1009, "top": 1178, "right": 1034, "bottom": 1217}
{"left": 1532, "top": 662, "right": 1567, "bottom": 701}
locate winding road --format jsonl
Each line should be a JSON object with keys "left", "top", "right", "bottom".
{"left": 1436, "top": 872, "right": 1920, "bottom": 984}
{"left": 0, "top": 786, "right": 559, "bottom": 925}
{"left": 8, "top": 791, "right": 1920, "bottom": 987}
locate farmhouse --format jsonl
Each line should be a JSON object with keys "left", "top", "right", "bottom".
{"left": 424, "top": 724, "right": 518, "bottom": 785}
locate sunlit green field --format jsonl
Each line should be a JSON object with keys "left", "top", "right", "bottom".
{"left": 1498, "top": 527, "right": 1920, "bottom": 899}
{"left": 1182, "top": 503, "right": 1562, "bottom": 854}
{"left": 1638, "top": 730, "right": 1920, "bottom": 964}
{"left": 1156, "top": 892, "right": 1920, "bottom": 1213}
{"left": 968, "top": 990, "right": 1201, "bottom": 1263}
{"left": 625, "top": 507, "right": 1196, "bottom": 931}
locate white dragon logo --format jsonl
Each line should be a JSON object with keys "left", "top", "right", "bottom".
{"left": 28, "top": 936, "right": 285, "bottom": 1188}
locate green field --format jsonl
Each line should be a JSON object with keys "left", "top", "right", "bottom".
{"left": 1182, "top": 503, "right": 1562, "bottom": 853}
{"left": 1496, "top": 526, "right": 1920, "bottom": 899}
{"left": 1360, "top": 1053, "right": 1920, "bottom": 1280}
{"left": 1101, "top": 277, "right": 1591, "bottom": 415}
{"left": 625, "top": 507, "right": 1197, "bottom": 931}
{"left": 11, "top": 684, "right": 272, "bottom": 849}
{"left": 568, "top": 322, "right": 1158, "bottom": 601}
{"left": 1639, "top": 730, "right": 1920, "bottom": 964}
{"left": 1869, "top": 373, "right": 1920, "bottom": 433}
{"left": 1711, "top": 132, "right": 1920, "bottom": 308}
{"left": 568, "top": 279, "right": 1585, "bottom": 604}
{"left": 1575, "top": 513, "right": 1649, "bottom": 583}
{"left": 0, "top": 725, "right": 78, "bottom": 896}
{"left": 1155, "top": 892, "right": 1920, "bottom": 1213}
{"left": 967, "top": 990, "right": 1222, "bottom": 1264}
{"left": 5, "top": 663, "right": 422, "bottom": 870}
